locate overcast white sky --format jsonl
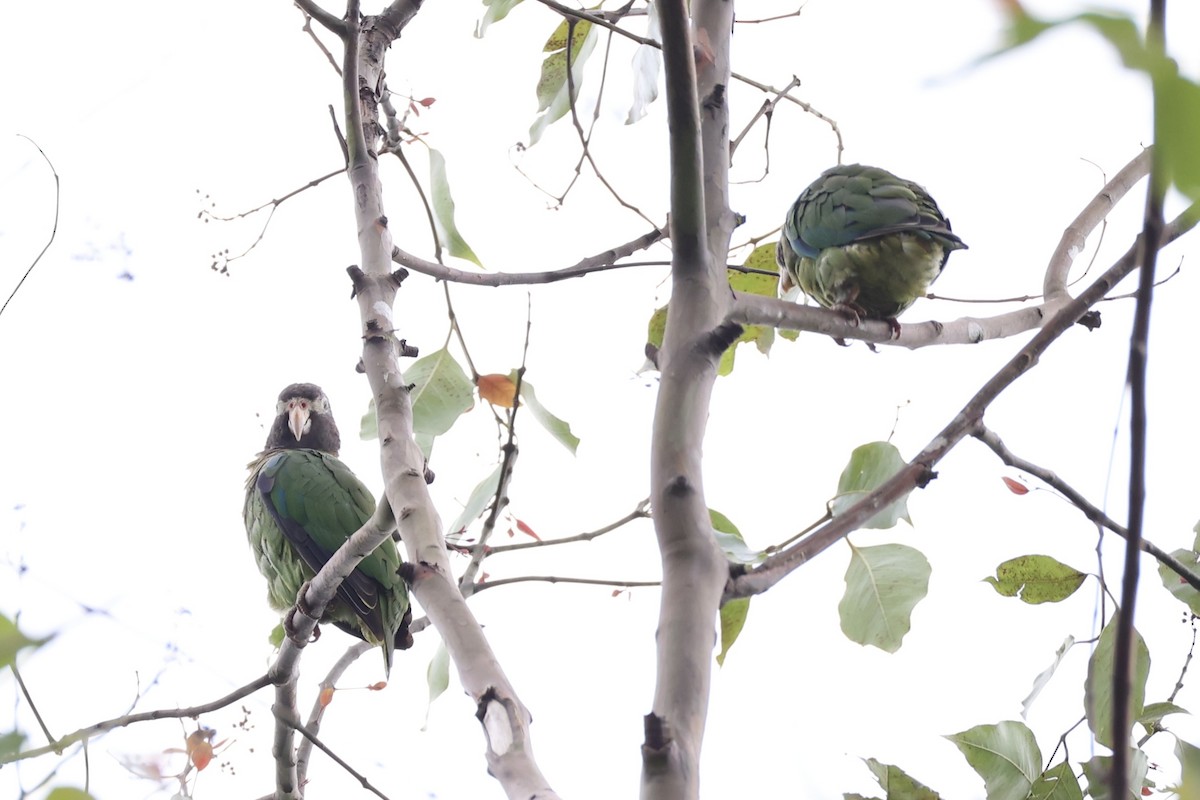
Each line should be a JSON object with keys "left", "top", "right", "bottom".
{"left": 3, "top": 1, "right": 1200, "bottom": 798}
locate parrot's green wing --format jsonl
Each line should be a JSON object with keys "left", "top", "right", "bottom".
{"left": 777, "top": 164, "right": 967, "bottom": 323}
{"left": 244, "top": 448, "right": 410, "bottom": 672}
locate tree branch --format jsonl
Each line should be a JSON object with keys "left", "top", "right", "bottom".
{"left": 971, "top": 424, "right": 1200, "bottom": 592}
{"left": 485, "top": 499, "right": 651, "bottom": 555}
{"left": 642, "top": 0, "right": 736, "bottom": 797}
{"left": 293, "top": 0, "right": 346, "bottom": 36}
{"left": 339, "top": 8, "right": 558, "bottom": 797}
{"left": 2, "top": 675, "right": 272, "bottom": 765}
{"left": 391, "top": 227, "right": 665, "bottom": 285}
{"left": 728, "top": 199, "right": 1199, "bottom": 600}
{"left": 1044, "top": 148, "right": 1152, "bottom": 299}
{"left": 1112, "top": 5, "right": 1167, "bottom": 791}
{"left": 731, "top": 152, "right": 1195, "bottom": 350}
{"left": 473, "top": 575, "right": 661, "bottom": 593}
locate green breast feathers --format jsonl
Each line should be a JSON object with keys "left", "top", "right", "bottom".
{"left": 243, "top": 383, "right": 411, "bottom": 674}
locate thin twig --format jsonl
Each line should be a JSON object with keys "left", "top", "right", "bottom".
{"left": 296, "top": 640, "right": 373, "bottom": 787}
{"left": 391, "top": 227, "right": 665, "bottom": 285}
{"left": 2, "top": 675, "right": 273, "bottom": 765}
{"left": 473, "top": 575, "right": 661, "bottom": 593}
{"left": 274, "top": 707, "right": 393, "bottom": 800}
{"left": 10, "top": 663, "right": 55, "bottom": 746}
{"left": 972, "top": 424, "right": 1200, "bottom": 592}
{"left": 293, "top": 0, "right": 346, "bottom": 36}
{"left": 298, "top": 5, "right": 344, "bottom": 73}
{"left": 2, "top": 136, "right": 59, "bottom": 319}
{"left": 730, "top": 75, "right": 799, "bottom": 161}
{"left": 486, "top": 500, "right": 651, "bottom": 555}
{"left": 460, "top": 298, "right": 534, "bottom": 591}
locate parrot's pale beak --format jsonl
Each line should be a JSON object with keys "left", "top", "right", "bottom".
{"left": 288, "top": 403, "right": 311, "bottom": 442}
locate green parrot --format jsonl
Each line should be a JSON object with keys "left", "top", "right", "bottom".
{"left": 244, "top": 383, "right": 412, "bottom": 674}
{"left": 776, "top": 164, "right": 967, "bottom": 335}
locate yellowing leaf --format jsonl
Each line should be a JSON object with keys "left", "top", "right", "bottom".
{"left": 529, "top": 16, "right": 598, "bottom": 144}
{"left": 0, "top": 614, "right": 51, "bottom": 669}
{"left": 984, "top": 555, "right": 1086, "bottom": 604}
{"left": 477, "top": 373, "right": 517, "bottom": 407}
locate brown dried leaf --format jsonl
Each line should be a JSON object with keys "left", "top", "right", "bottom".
{"left": 477, "top": 373, "right": 517, "bottom": 407}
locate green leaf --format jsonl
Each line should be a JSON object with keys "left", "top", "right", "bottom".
{"left": 46, "top": 790, "right": 97, "bottom": 800}
{"left": 512, "top": 373, "right": 579, "bottom": 455}
{"left": 983, "top": 555, "right": 1086, "bottom": 604}
{"left": 0, "top": 614, "right": 51, "bottom": 669}
{"left": 1029, "top": 761, "right": 1083, "bottom": 800}
{"left": 447, "top": 464, "right": 502, "bottom": 541}
{"left": 716, "top": 598, "right": 749, "bottom": 667}
{"left": 990, "top": 7, "right": 1200, "bottom": 201}
{"left": 1158, "top": 547, "right": 1200, "bottom": 616}
{"left": 710, "top": 508, "right": 764, "bottom": 565}
{"left": 422, "top": 637, "right": 451, "bottom": 730}
{"left": 708, "top": 510, "right": 755, "bottom": 666}
{"left": 1085, "top": 621, "right": 1150, "bottom": 749}
{"left": 0, "top": 729, "right": 26, "bottom": 760}
{"left": 1138, "top": 701, "right": 1187, "bottom": 730}
{"left": 475, "top": 0, "right": 523, "bottom": 38}
{"left": 268, "top": 623, "right": 285, "bottom": 649}
{"left": 1021, "top": 636, "right": 1076, "bottom": 718}
{"left": 829, "top": 442, "right": 912, "bottom": 530}
{"left": 1155, "top": 69, "right": 1200, "bottom": 201}
{"left": 714, "top": 244, "right": 799, "bottom": 373}
{"left": 945, "top": 720, "right": 1041, "bottom": 800}
{"left": 528, "top": 16, "right": 597, "bottom": 145}
{"left": 1176, "top": 739, "right": 1200, "bottom": 799}
{"left": 1081, "top": 749, "right": 1148, "bottom": 799}
{"left": 406, "top": 347, "right": 476, "bottom": 436}
{"left": 862, "top": 757, "right": 942, "bottom": 799}
{"left": 429, "top": 148, "right": 482, "bottom": 267}
{"left": 361, "top": 351, "right": 475, "bottom": 445}
{"left": 838, "top": 542, "right": 930, "bottom": 653}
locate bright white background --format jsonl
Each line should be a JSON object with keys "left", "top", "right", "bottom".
{"left": 2, "top": 1, "right": 1199, "bottom": 797}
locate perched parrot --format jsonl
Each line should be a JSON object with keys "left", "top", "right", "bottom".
{"left": 244, "top": 383, "right": 412, "bottom": 674}
{"left": 776, "top": 164, "right": 967, "bottom": 335}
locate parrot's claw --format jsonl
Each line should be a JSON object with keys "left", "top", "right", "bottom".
{"left": 285, "top": 581, "right": 323, "bottom": 645}
{"left": 885, "top": 318, "right": 902, "bottom": 339}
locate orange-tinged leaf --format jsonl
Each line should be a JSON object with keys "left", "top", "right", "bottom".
{"left": 368, "top": 681, "right": 388, "bottom": 691}
{"left": 515, "top": 518, "right": 541, "bottom": 541}
{"left": 477, "top": 373, "right": 517, "bottom": 407}
{"left": 1002, "top": 476, "right": 1030, "bottom": 495}
{"left": 319, "top": 686, "right": 335, "bottom": 707}
{"left": 185, "top": 728, "right": 217, "bottom": 771}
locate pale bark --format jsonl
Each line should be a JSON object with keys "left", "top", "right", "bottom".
{"left": 641, "top": 1, "right": 736, "bottom": 798}
{"left": 337, "top": 3, "right": 558, "bottom": 797}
